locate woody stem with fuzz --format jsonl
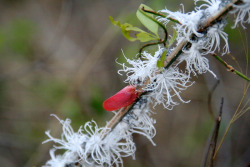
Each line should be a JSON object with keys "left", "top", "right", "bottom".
{"left": 165, "top": 0, "right": 243, "bottom": 68}
{"left": 99, "top": 0, "right": 245, "bottom": 140}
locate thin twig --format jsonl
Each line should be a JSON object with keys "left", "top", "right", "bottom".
{"left": 208, "top": 80, "right": 220, "bottom": 120}
{"left": 201, "top": 98, "right": 223, "bottom": 167}
{"left": 165, "top": 41, "right": 191, "bottom": 69}
{"left": 141, "top": 8, "right": 182, "bottom": 25}
{"left": 210, "top": 98, "right": 223, "bottom": 167}
{"left": 213, "top": 83, "right": 249, "bottom": 159}
{"left": 212, "top": 54, "right": 250, "bottom": 82}
{"left": 139, "top": 40, "right": 165, "bottom": 56}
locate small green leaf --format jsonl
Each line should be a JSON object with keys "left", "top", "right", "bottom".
{"left": 109, "top": 16, "right": 120, "bottom": 26}
{"left": 109, "top": 16, "right": 135, "bottom": 41}
{"left": 136, "top": 32, "right": 157, "bottom": 42}
{"left": 136, "top": 4, "right": 159, "bottom": 36}
{"left": 109, "top": 16, "right": 159, "bottom": 42}
{"left": 167, "top": 29, "right": 177, "bottom": 48}
{"left": 157, "top": 50, "right": 167, "bottom": 69}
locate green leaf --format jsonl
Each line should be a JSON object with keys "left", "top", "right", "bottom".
{"left": 136, "top": 4, "right": 159, "bottom": 36}
{"left": 109, "top": 16, "right": 159, "bottom": 42}
{"left": 136, "top": 32, "right": 157, "bottom": 42}
{"left": 157, "top": 50, "right": 167, "bottom": 69}
{"left": 167, "top": 29, "right": 177, "bottom": 48}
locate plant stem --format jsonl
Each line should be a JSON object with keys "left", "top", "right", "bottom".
{"left": 209, "top": 98, "right": 223, "bottom": 167}
{"left": 208, "top": 80, "right": 220, "bottom": 120}
{"left": 201, "top": 98, "right": 223, "bottom": 167}
{"left": 165, "top": 41, "right": 191, "bottom": 69}
{"left": 213, "top": 83, "right": 249, "bottom": 159}
{"left": 139, "top": 40, "right": 165, "bottom": 56}
{"left": 212, "top": 54, "right": 250, "bottom": 82}
{"left": 141, "top": 8, "right": 182, "bottom": 25}
{"left": 138, "top": 7, "right": 168, "bottom": 56}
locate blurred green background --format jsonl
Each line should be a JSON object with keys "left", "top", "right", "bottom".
{"left": 0, "top": 0, "right": 249, "bottom": 166}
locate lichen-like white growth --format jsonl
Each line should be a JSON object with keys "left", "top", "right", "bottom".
{"left": 232, "top": 0, "right": 250, "bottom": 29}
{"left": 81, "top": 121, "right": 110, "bottom": 166}
{"left": 148, "top": 67, "right": 193, "bottom": 110}
{"left": 159, "top": 0, "right": 230, "bottom": 55}
{"left": 179, "top": 40, "right": 217, "bottom": 77}
{"left": 194, "top": 0, "right": 230, "bottom": 54}
{"left": 118, "top": 48, "right": 164, "bottom": 86}
{"left": 159, "top": 5, "right": 204, "bottom": 41}
{"left": 43, "top": 115, "right": 88, "bottom": 159}
{"left": 88, "top": 120, "right": 136, "bottom": 167}
{"left": 118, "top": 48, "right": 193, "bottom": 110}
{"left": 195, "top": 0, "right": 222, "bottom": 14}
{"left": 44, "top": 98, "right": 157, "bottom": 167}
{"left": 43, "top": 149, "right": 74, "bottom": 167}
{"left": 205, "top": 22, "right": 229, "bottom": 55}
{"left": 126, "top": 97, "right": 156, "bottom": 145}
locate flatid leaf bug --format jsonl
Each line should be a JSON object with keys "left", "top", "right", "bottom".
{"left": 103, "top": 86, "right": 138, "bottom": 111}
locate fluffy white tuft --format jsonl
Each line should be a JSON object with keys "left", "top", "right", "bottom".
{"left": 126, "top": 97, "right": 156, "bottom": 145}
{"left": 118, "top": 47, "right": 164, "bottom": 86}
{"left": 43, "top": 149, "right": 75, "bottom": 167}
{"left": 159, "top": 5, "right": 204, "bottom": 40}
{"left": 44, "top": 102, "right": 157, "bottom": 167}
{"left": 118, "top": 48, "right": 194, "bottom": 110}
{"left": 180, "top": 40, "right": 217, "bottom": 78}
{"left": 232, "top": 0, "right": 250, "bottom": 29}
{"left": 147, "top": 67, "right": 193, "bottom": 110}
{"left": 43, "top": 115, "right": 88, "bottom": 159}
{"left": 205, "top": 22, "right": 229, "bottom": 55}
{"left": 195, "top": 0, "right": 222, "bottom": 14}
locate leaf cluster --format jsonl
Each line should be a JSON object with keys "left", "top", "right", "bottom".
{"left": 110, "top": 4, "right": 160, "bottom": 42}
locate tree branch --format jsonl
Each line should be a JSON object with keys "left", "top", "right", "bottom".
{"left": 100, "top": 0, "right": 244, "bottom": 142}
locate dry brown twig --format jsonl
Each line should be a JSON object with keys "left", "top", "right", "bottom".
{"left": 202, "top": 98, "right": 224, "bottom": 167}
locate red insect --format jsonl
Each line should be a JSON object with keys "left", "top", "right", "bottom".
{"left": 103, "top": 86, "right": 138, "bottom": 111}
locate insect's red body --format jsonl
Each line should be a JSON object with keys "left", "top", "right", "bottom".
{"left": 103, "top": 86, "right": 138, "bottom": 111}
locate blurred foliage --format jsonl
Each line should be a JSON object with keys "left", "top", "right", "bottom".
{"left": 30, "top": 79, "right": 66, "bottom": 107}
{"left": 0, "top": 19, "right": 35, "bottom": 60}
{"left": 0, "top": 81, "right": 7, "bottom": 107}
{"left": 60, "top": 98, "right": 82, "bottom": 118}
{"left": 89, "top": 86, "right": 105, "bottom": 116}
